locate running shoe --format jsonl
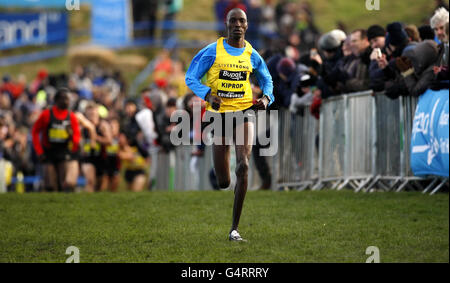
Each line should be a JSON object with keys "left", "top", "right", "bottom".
{"left": 229, "top": 230, "right": 246, "bottom": 242}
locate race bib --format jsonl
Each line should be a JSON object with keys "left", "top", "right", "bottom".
{"left": 49, "top": 127, "right": 69, "bottom": 142}
{"left": 217, "top": 70, "right": 247, "bottom": 99}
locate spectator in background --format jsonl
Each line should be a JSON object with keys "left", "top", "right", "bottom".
{"left": 385, "top": 22, "right": 416, "bottom": 59}
{"left": 289, "top": 73, "right": 317, "bottom": 114}
{"left": 405, "top": 25, "right": 421, "bottom": 43}
{"left": 295, "top": 2, "right": 321, "bottom": 54}
{"left": 434, "top": 22, "right": 449, "bottom": 85}
{"left": 122, "top": 99, "right": 142, "bottom": 146}
{"left": 132, "top": 0, "right": 159, "bottom": 39}
{"left": 434, "top": 0, "right": 449, "bottom": 16}
{"left": 430, "top": 9, "right": 449, "bottom": 89}
{"left": 419, "top": 25, "right": 436, "bottom": 41}
{"left": 153, "top": 49, "right": 174, "bottom": 90}
{"left": 276, "top": 2, "right": 296, "bottom": 39}
{"left": 260, "top": 0, "right": 277, "bottom": 46}
{"left": 373, "top": 22, "right": 415, "bottom": 98}
{"left": 247, "top": 0, "right": 263, "bottom": 49}
{"left": 395, "top": 40, "right": 440, "bottom": 97}
{"left": 430, "top": 7, "right": 449, "bottom": 66}
{"left": 275, "top": 0, "right": 289, "bottom": 28}
{"left": 367, "top": 25, "right": 386, "bottom": 49}
{"left": 169, "top": 61, "right": 188, "bottom": 98}
{"left": 1, "top": 126, "right": 35, "bottom": 192}
{"left": 30, "top": 69, "right": 48, "bottom": 95}
{"left": 285, "top": 33, "right": 302, "bottom": 62}
{"left": 271, "top": 57, "right": 299, "bottom": 108}
{"left": 342, "top": 29, "right": 371, "bottom": 93}
{"left": 313, "top": 29, "right": 346, "bottom": 98}
{"left": 162, "top": 0, "right": 184, "bottom": 41}
{"left": 215, "top": 0, "right": 230, "bottom": 37}
{"left": 367, "top": 25, "right": 387, "bottom": 92}
{"left": 71, "top": 66, "right": 93, "bottom": 100}
{"left": 155, "top": 98, "right": 177, "bottom": 153}
{"left": 1, "top": 75, "right": 25, "bottom": 102}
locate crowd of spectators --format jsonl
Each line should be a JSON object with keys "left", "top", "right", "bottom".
{"left": 256, "top": 1, "right": 449, "bottom": 118}
{"left": 0, "top": 52, "right": 190, "bottom": 192}
{"left": 0, "top": 0, "right": 448, "bottom": 193}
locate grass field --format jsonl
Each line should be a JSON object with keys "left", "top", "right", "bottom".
{"left": 0, "top": 190, "right": 448, "bottom": 263}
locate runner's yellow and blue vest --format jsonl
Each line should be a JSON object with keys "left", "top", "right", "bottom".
{"left": 206, "top": 37, "right": 253, "bottom": 113}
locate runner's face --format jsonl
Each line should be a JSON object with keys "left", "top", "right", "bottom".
{"left": 86, "top": 107, "right": 99, "bottom": 124}
{"left": 119, "top": 133, "right": 128, "bottom": 147}
{"left": 57, "top": 93, "right": 70, "bottom": 109}
{"left": 110, "top": 120, "right": 120, "bottom": 136}
{"left": 227, "top": 10, "right": 248, "bottom": 40}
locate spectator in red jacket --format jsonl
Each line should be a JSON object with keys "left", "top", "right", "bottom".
{"left": 31, "top": 88, "right": 81, "bottom": 192}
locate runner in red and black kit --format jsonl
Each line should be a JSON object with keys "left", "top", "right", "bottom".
{"left": 31, "top": 88, "right": 81, "bottom": 192}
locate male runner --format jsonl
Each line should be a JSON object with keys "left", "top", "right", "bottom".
{"left": 185, "top": 8, "right": 274, "bottom": 241}
{"left": 32, "top": 88, "right": 81, "bottom": 192}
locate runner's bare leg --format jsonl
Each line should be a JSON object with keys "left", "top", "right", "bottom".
{"left": 231, "top": 120, "right": 254, "bottom": 232}
{"left": 212, "top": 136, "right": 231, "bottom": 189}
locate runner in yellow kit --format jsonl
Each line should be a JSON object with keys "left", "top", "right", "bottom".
{"left": 186, "top": 8, "right": 274, "bottom": 241}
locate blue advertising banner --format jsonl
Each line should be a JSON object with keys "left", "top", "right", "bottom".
{"left": 411, "top": 88, "right": 449, "bottom": 177}
{"left": 0, "top": 12, "right": 68, "bottom": 50}
{"left": 91, "top": 0, "right": 131, "bottom": 47}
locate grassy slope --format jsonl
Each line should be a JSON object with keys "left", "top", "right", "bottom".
{"left": 0, "top": 190, "right": 448, "bottom": 263}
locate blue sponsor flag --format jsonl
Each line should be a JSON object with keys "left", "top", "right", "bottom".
{"left": 411, "top": 88, "right": 449, "bottom": 177}
{"left": 91, "top": 0, "right": 131, "bottom": 47}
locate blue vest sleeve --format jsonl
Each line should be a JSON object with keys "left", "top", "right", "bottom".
{"left": 251, "top": 49, "right": 274, "bottom": 105}
{"left": 185, "top": 43, "right": 217, "bottom": 100}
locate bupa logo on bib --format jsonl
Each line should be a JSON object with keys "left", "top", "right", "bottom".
{"left": 219, "top": 70, "right": 247, "bottom": 81}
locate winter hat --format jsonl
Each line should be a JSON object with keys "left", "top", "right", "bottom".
{"left": 298, "top": 73, "right": 317, "bottom": 88}
{"left": 2, "top": 75, "right": 10, "bottom": 83}
{"left": 418, "top": 25, "right": 435, "bottom": 41}
{"left": 276, "top": 57, "right": 296, "bottom": 77}
{"left": 385, "top": 22, "right": 408, "bottom": 47}
{"left": 402, "top": 40, "right": 439, "bottom": 75}
{"left": 37, "top": 69, "right": 48, "bottom": 80}
{"left": 319, "top": 29, "right": 346, "bottom": 51}
{"left": 330, "top": 29, "right": 347, "bottom": 44}
{"left": 367, "top": 25, "right": 386, "bottom": 41}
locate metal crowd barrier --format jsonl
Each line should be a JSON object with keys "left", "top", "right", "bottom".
{"left": 273, "top": 107, "right": 319, "bottom": 190}
{"left": 173, "top": 145, "right": 214, "bottom": 191}
{"left": 313, "top": 90, "right": 376, "bottom": 191}
{"left": 272, "top": 90, "right": 447, "bottom": 194}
